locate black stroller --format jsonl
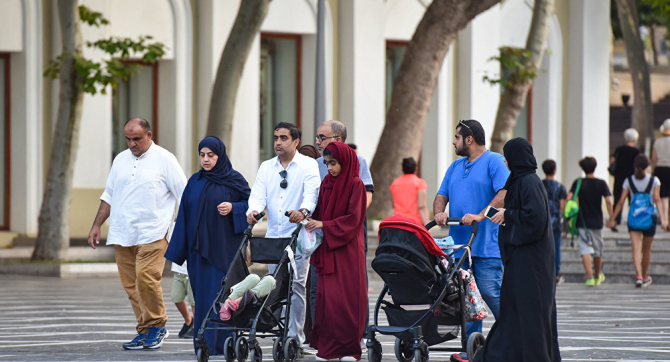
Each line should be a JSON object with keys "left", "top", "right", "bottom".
{"left": 195, "top": 212, "right": 303, "bottom": 362}
{"left": 367, "top": 215, "right": 485, "bottom": 362}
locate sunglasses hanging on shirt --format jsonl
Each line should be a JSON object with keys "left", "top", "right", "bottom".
{"left": 279, "top": 170, "right": 288, "bottom": 189}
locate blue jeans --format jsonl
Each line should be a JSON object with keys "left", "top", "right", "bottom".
{"left": 554, "top": 229, "right": 562, "bottom": 276}
{"left": 460, "top": 257, "right": 502, "bottom": 337}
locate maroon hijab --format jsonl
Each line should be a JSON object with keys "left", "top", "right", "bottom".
{"left": 312, "top": 142, "right": 362, "bottom": 274}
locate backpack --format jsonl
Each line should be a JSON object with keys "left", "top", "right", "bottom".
{"left": 627, "top": 176, "right": 657, "bottom": 230}
{"left": 563, "top": 179, "right": 583, "bottom": 236}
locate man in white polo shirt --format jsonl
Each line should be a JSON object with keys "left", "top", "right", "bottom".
{"left": 247, "top": 122, "right": 320, "bottom": 355}
{"left": 87, "top": 118, "right": 187, "bottom": 350}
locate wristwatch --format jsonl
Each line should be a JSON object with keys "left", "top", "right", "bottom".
{"left": 299, "top": 209, "right": 310, "bottom": 218}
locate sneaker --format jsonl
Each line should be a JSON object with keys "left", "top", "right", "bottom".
{"left": 556, "top": 275, "right": 565, "bottom": 285}
{"left": 584, "top": 278, "right": 596, "bottom": 286}
{"left": 178, "top": 321, "right": 193, "bottom": 339}
{"left": 143, "top": 326, "right": 168, "bottom": 349}
{"left": 182, "top": 325, "right": 194, "bottom": 339}
{"left": 450, "top": 352, "right": 468, "bottom": 362}
{"left": 643, "top": 275, "right": 653, "bottom": 288}
{"left": 316, "top": 356, "right": 338, "bottom": 361}
{"left": 636, "top": 277, "right": 643, "bottom": 288}
{"left": 596, "top": 273, "right": 605, "bottom": 285}
{"left": 340, "top": 357, "right": 359, "bottom": 362}
{"left": 122, "top": 333, "right": 148, "bottom": 350}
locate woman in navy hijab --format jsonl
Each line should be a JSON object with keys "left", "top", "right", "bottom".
{"left": 165, "top": 136, "right": 250, "bottom": 356}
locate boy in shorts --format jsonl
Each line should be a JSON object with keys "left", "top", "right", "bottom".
{"left": 567, "top": 157, "right": 614, "bottom": 286}
{"left": 171, "top": 261, "right": 195, "bottom": 338}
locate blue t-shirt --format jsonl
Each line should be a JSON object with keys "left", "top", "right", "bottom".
{"left": 437, "top": 151, "right": 510, "bottom": 258}
{"left": 317, "top": 154, "right": 375, "bottom": 191}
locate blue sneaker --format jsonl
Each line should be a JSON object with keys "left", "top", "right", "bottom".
{"left": 450, "top": 352, "right": 468, "bottom": 362}
{"left": 143, "top": 326, "right": 169, "bottom": 349}
{"left": 122, "top": 333, "right": 148, "bottom": 350}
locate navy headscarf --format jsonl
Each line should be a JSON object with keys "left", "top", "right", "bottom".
{"left": 194, "top": 136, "right": 251, "bottom": 271}
{"left": 503, "top": 137, "right": 537, "bottom": 190}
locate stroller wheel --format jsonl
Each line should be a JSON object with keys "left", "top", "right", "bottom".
{"left": 413, "top": 342, "right": 428, "bottom": 362}
{"left": 466, "top": 332, "right": 485, "bottom": 361}
{"left": 272, "top": 338, "right": 284, "bottom": 362}
{"left": 224, "top": 336, "right": 236, "bottom": 362}
{"left": 197, "top": 345, "right": 209, "bottom": 362}
{"left": 394, "top": 338, "right": 413, "bottom": 362}
{"left": 283, "top": 337, "right": 299, "bottom": 362}
{"left": 236, "top": 337, "right": 250, "bottom": 362}
{"left": 250, "top": 344, "right": 262, "bottom": 362}
{"left": 367, "top": 340, "right": 382, "bottom": 362}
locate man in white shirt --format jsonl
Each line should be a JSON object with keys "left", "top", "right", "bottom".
{"left": 247, "top": 122, "right": 320, "bottom": 353}
{"left": 87, "top": 118, "right": 187, "bottom": 350}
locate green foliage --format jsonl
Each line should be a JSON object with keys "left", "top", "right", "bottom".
{"left": 612, "top": 0, "right": 670, "bottom": 39}
{"left": 78, "top": 4, "right": 109, "bottom": 27}
{"left": 43, "top": 5, "right": 167, "bottom": 95}
{"left": 483, "top": 47, "right": 538, "bottom": 89}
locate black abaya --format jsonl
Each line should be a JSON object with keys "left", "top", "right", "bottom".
{"left": 475, "top": 138, "right": 561, "bottom": 362}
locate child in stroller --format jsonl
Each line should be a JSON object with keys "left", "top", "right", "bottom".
{"left": 195, "top": 212, "right": 304, "bottom": 362}
{"left": 367, "top": 215, "right": 486, "bottom": 362}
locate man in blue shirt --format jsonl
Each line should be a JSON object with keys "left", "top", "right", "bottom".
{"left": 310, "top": 120, "right": 374, "bottom": 343}
{"left": 433, "top": 120, "right": 509, "bottom": 362}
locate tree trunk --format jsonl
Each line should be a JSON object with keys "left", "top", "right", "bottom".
{"left": 615, "top": 0, "right": 654, "bottom": 154}
{"left": 649, "top": 25, "right": 659, "bottom": 67}
{"left": 205, "top": 0, "right": 271, "bottom": 148}
{"left": 489, "top": 0, "right": 554, "bottom": 154}
{"left": 32, "top": 0, "right": 84, "bottom": 261}
{"left": 368, "top": 0, "right": 502, "bottom": 219}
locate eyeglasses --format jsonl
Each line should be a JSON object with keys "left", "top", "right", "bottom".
{"left": 279, "top": 170, "right": 288, "bottom": 189}
{"left": 315, "top": 135, "right": 336, "bottom": 142}
{"left": 458, "top": 120, "right": 471, "bottom": 130}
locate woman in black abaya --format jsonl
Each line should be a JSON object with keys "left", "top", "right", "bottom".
{"left": 474, "top": 137, "right": 561, "bottom": 362}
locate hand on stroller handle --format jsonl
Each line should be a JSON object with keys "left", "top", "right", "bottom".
{"left": 425, "top": 218, "right": 478, "bottom": 234}
{"left": 244, "top": 211, "right": 265, "bottom": 236}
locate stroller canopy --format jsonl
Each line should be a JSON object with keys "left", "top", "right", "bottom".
{"left": 378, "top": 215, "right": 446, "bottom": 257}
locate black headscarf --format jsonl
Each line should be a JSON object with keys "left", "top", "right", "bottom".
{"left": 503, "top": 137, "right": 537, "bottom": 190}
{"left": 197, "top": 136, "right": 251, "bottom": 197}
{"left": 195, "top": 136, "right": 250, "bottom": 271}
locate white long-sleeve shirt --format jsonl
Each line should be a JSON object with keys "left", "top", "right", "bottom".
{"left": 247, "top": 152, "right": 320, "bottom": 238}
{"left": 101, "top": 143, "right": 187, "bottom": 246}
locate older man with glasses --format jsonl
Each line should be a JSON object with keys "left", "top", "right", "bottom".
{"left": 247, "top": 122, "right": 320, "bottom": 356}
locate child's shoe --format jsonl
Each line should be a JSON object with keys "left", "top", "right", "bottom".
{"left": 584, "top": 278, "right": 596, "bottom": 286}
{"left": 642, "top": 275, "right": 653, "bottom": 288}
{"left": 595, "top": 273, "right": 605, "bottom": 285}
{"left": 219, "top": 306, "right": 231, "bottom": 320}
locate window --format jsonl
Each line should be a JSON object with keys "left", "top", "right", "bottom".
{"left": 386, "top": 41, "right": 408, "bottom": 111}
{"left": 385, "top": 41, "right": 422, "bottom": 176}
{"left": 259, "top": 34, "right": 301, "bottom": 162}
{"left": 112, "top": 62, "right": 158, "bottom": 159}
{"left": 512, "top": 88, "right": 532, "bottom": 143}
{"left": 0, "top": 53, "right": 9, "bottom": 230}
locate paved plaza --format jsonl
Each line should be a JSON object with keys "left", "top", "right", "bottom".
{"left": 0, "top": 275, "right": 669, "bottom": 362}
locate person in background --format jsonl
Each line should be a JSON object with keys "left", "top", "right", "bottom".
{"left": 608, "top": 154, "right": 667, "bottom": 288}
{"left": 390, "top": 157, "right": 429, "bottom": 225}
{"left": 171, "top": 261, "right": 195, "bottom": 339}
{"left": 652, "top": 119, "right": 670, "bottom": 224}
{"left": 165, "top": 136, "right": 250, "bottom": 356}
{"left": 299, "top": 145, "right": 321, "bottom": 159}
{"left": 541, "top": 159, "right": 567, "bottom": 284}
{"left": 347, "top": 143, "right": 358, "bottom": 153}
{"left": 567, "top": 157, "right": 614, "bottom": 287}
{"left": 610, "top": 128, "right": 640, "bottom": 232}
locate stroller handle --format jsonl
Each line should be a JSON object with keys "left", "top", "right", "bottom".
{"left": 244, "top": 211, "right": 266, "bottom": 236}
{"left": 425, "top": 217, "right": 479, "bottom": 235}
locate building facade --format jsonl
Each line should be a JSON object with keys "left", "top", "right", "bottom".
{"left": 0, "top": 0, "right": 610, "bottom": 239}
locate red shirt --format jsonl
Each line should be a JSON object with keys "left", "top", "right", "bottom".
{"left": 390, "top": 174, "right": 427, "bottom": 224}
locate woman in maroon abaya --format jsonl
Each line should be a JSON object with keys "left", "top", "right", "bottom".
{"left": 304, "top": 141, "right": 367, "bottom": 361}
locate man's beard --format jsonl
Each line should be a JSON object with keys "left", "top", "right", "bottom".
{"left": 455, "top": 144, "right": 469, "bottom": 157}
